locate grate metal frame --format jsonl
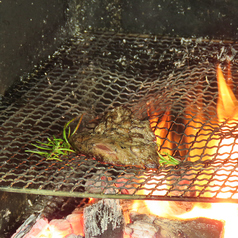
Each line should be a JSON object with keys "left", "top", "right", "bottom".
{"left": 1, "top": 32, "right": 238, "bottom": 203}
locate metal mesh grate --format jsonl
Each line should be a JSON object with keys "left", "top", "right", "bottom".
{"left": 1, "top": 32, "right": 238, "bottom": 202}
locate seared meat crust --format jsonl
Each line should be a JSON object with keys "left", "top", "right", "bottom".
{"left": 70, "top": 107, "right": 159, "bottom": 168}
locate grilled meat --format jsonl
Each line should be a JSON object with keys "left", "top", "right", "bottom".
{"left": 70, "top": 106, "right": 159, "bottom": 168}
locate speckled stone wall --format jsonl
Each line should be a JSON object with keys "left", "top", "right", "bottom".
{"left": 121, "top": 0, "right": 238, "bottom": 38}
{"left": 0, "top": 0, "right": 68, "bottom": 97}
{"left": 1, "top": 0, "right": 238, "bottom": 96}
{"left": 71, "top": 0, "right": 238, "bottom": 39}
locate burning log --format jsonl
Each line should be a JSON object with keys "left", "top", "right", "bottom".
{"left": 13, "top": 198, "right": 226, "bottom": 238}
{"left": 83, "top": 199, "right": 224, "bottom": 238}
{"left": 84, "top": 199, "right": 125, "bottom": 238}
{"left": 125, "top": 212, "right": 160, "bottom": 238}
{"left": 154, "top": 217, "right": 223, "bottom": 238}
{"left": 65, "top": 235, "right": 84, "bottom": 238}
{"left": 65, "top": 235, "right": 83, "bottom": 238}
{"left": 126, "top": 212, "right": 224, "bottom": 238}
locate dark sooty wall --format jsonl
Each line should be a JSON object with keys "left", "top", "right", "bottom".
{"left": 1, "top": 0, "right": 238, "bottom": 97}
{"left": 75, "top": 0, "right": 238, "bottom": 38}
{"left": 1, "top": 0, "right": 238, "bottom": 236}
{"left": 0, "top": 0, "right": 68, "bottom": 97}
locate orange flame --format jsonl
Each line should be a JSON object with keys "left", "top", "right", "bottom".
{"left": 215, "top": 65, "right": 238, "bottom": 197}
{"left": 217, "top": 65, "right": 238, "bottom": 121}
{"left": 148, "top": 108, "right": 177, "bottom": 162}
{"left": 136, "top": 64, "right": 238, "bottom": 238}
{"left": 20, "top": 65, "right": 238, "bottom": 238}
{"left": 178, "top": 65, "right": 238, "bottom": 238}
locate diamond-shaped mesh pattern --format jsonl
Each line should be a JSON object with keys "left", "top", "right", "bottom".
{"left": 1, "top": 32, "right": 238, "bottom": 202}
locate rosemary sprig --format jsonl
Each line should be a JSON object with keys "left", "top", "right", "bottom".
{"left": 27, "top": 114, "right": 179, "bottom": 167}
{"left": 156, "top": 142, "right": 180, "bottom": 165}
{"left": 26, "top": 115, "right": 83, "bottom": 161}
{"left": 157, "top": 151, "right": 180, "bottom": 166}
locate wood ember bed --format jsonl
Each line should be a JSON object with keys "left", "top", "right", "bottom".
{"left": 14, "top": 199, "right": 224, "bottom": 238}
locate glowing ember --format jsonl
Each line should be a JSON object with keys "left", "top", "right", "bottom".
{"left": 19, "top": 213, "right": 84, "bottom": 238}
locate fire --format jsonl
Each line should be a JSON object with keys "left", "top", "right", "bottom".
{"left": 149, "top": 109, "right": 175, "bottom": 159}
{"left": 15, "top": 65, "right": 238, "bottom": 238}
{"left": 137, "top": 64, "right": 238, "bottom": 238}
{"left": 177, "top": 202, "right": 238, "bottom": 238}
{"left": 217, "top": 64, "right": 238, "bottom": 121}
{"left": 186, "top": 64, "right": 238, "bottom": 238}
{"left": 214, "top": 65, "right": 238, "bottom": 199}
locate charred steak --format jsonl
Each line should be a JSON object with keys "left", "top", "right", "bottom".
{"left": 70, "top": 106, "right": 159, "bottom": 168}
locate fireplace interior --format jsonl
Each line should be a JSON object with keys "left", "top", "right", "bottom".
{"left": 1, "top": 1, "right": 238, "bottom": 237}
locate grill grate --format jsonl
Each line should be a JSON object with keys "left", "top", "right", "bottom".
{"left": 1, "top": 32, "right": 238, "bottom": 203}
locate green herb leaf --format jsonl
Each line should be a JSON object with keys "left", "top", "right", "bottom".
{"left": 157, "top": 151, "right": 180, "bottom": 165}
{"left": 26, "top": 115, "right": 84, "bottom": 162}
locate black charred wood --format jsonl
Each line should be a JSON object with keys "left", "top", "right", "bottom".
{"left": 125, "top": 220, "right": 160, "bottom": 238}
{"left": 65, "top": 234, "right": 84, "bottom": 238}
{"left": 154, "top": 216, "right": 223, "bottom": 238}
{"left": 42, "top": 196, "right": 84, "bottom": 220}
{"left": 126, "top": 212, "right": 223, "bottom": 238}
{"left": 84, "top": 199, "right": 125, "bottom": 238}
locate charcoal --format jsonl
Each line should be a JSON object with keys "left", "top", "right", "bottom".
{"left": 167, "top": 200, "right": 195, "bottom": 216}
{"left": 129, "top": 211, "right": 156, "bottom": 223}
{"left": 126, "top": 212, "right": 223, "bottom": 238}
{"left": 154, "top": 216, "right": 223, "bottom": 238}
{"left": 84, "top": 199, "right": 125, "bottom": 238}
{"left": 65, "top": 235, "right": 84, "bottom": 238}
{"left": 7, "top": 194, "right": 85, "bottom": 238}
{"left": 125, "top": 220, "right": 160, "bottom": 238}
{"left": 0, "top": 192, "right": 38, "bottom": 237}
{"left": 26, "top": 195, "right": 84, "bottom": 221}
{"left": 11, "top": 214, "right": 38, "bottom": 238}
{"left": 126, "top": 212, "right": 160, "bottom": 238}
